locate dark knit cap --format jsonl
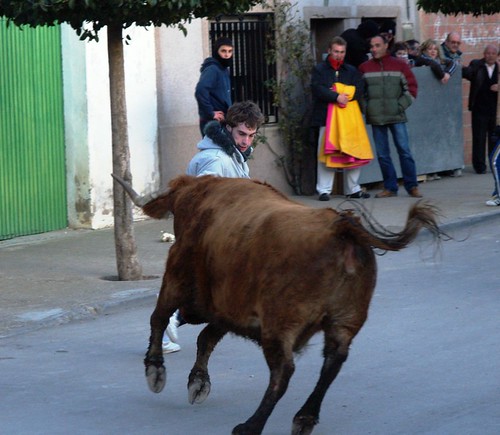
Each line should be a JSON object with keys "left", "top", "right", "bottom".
{"left": 212, "top": 37, "right": 233, "bottom": 55}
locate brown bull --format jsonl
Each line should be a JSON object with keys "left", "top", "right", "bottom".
{"left": 113, "top": 174, "right": 442, "bottom": 435}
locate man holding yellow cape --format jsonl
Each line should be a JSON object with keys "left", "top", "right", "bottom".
{"left": 311, "top": 36, "right": 374, "bottom": 201}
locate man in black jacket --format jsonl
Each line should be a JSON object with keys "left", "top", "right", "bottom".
{"left": 463, "top": 44, "right": 499, "bottom": 174}
{"left": 311, "top": 36, "right": 371, "bottom": 201}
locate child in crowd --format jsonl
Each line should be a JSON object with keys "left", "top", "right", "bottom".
{"left": 391, "top": 41, "right": 413, "bottom": 66}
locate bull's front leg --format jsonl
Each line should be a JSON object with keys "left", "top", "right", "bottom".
{"left": 188, "top": 323, "right": 227, "bottom": 404}
{"left": 232, "top": 338, "right": 295, "bottom": 435}
{"left": 144, "top": 303, "right": 176, "bottom": 393}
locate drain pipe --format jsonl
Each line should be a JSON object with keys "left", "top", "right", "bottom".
{"left": 402, "top": 0, "right": 414, "bottom": 41}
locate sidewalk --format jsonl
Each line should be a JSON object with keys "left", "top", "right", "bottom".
{"left": 1, "top": 166, "right": 498, "bottom": 338}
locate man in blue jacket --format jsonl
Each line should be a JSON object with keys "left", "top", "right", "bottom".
{"left": 195, "top": 37, "right": 234, "bottom": 136}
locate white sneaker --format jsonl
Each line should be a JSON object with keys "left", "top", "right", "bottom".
{"left": 166, "top": 312, "right": 180, "bottom": 343}
{"left": 486, "top": 197, "right": 500, "bottom": 206}
{"left": 162, "top": 341, "right": 181, "bottom": 354}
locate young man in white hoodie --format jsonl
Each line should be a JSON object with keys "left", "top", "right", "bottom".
{"left": 162, "top": 101, "right": 265, "bottom": 353}
{"left": 187, "top": 100, "right": 264, "bottom": 178}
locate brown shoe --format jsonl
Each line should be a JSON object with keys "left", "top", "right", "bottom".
{"left": 409, "top": 187, "right": 423, "bottom": 198}
{"left": 375, "top": 190, "right": 397, "bottom": 198}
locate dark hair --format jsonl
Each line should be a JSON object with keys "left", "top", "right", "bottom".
{"left": 405, "top": 39, "right": 420, "bottom": 49}
{"left": 226, "top": 101, "right": 265, "bottom": 130}
{"left": 391, "top": 41, "right": 409, "bottom": 55}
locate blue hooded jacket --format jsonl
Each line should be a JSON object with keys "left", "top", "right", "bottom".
{"left": 195, "top": 57, "right": 232, "bottom": 121}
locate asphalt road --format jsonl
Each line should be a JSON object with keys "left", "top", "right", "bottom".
{"left": 1, "top": 220, "right": 499, "bottom": 435}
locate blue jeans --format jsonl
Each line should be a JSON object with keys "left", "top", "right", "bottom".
{"left": 372, "top": 123, "right": 418, "bottom": 193}
{"left": 489, "top": 136, "right": 500, "bottom": 197}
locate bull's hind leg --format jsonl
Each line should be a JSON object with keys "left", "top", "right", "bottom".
{"left": 291, "top": 325, "right": 354, "bottom": 435}
{"left": 232, "top": 338, "right": 295, "bottom": 435}
{"left": 188, "top": 323, "right": 227, "bottom": 404}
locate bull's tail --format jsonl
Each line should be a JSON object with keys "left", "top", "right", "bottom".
{"left": 338, "top": 201, "right": 445, "bottom": 252}
{"left": 111, "top": 174, "right": 172, "bottom": 219}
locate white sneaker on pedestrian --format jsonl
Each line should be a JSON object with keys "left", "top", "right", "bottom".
{"left": 486, "top": 197, "right": 500, "bottom": 206}
{"left": 166, "top": 312, "right": 180, "bottom": 343}
{"left": 162, "top": 341, "right": 181, "bottom": 354}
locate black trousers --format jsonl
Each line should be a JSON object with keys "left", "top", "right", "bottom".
{"left": 471, "top": 111, "right": 496, "bottom": 174}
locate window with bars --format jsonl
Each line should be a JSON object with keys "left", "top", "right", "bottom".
{"left": 210, "top": 13, "right": 278, "bottom": 124}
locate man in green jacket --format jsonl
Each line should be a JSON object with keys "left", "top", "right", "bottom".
{"left": 359, "top": 35, "right": 422, "bottom": 198}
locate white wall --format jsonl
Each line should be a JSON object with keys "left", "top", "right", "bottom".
{"left": 155, "top": 21, "right": 206, "bottom": 187}
{"left": 62, "top": 24, "right": 158, "bottom": 229}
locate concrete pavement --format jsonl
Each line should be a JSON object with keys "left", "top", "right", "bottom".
{"left": 1, "top": 166, "right": 499, "bottom": 338}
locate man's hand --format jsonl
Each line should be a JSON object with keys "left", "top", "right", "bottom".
{"left": 441, "top": 73, "right": 450, "bottom": 84}
{"left": 336, "top": 93, "right": 349, "bottom": 106}
{"left": 213, "top": 111, "right": 225, "bottom": 121}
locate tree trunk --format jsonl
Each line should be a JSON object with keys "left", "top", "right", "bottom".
{"left": 107, "top": 24, "right": 143, "bottom": 281}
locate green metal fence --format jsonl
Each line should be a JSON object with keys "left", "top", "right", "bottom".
{"left": 0, "top": 20, "right": 67, "bottom": 240}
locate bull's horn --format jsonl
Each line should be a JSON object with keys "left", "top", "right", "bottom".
{"left": 111, "top": 173, "right": 162, "bottom": 208}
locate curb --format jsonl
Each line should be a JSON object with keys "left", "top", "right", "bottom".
{"left": 0, "top": 291, "right": 158, "bottom": 339}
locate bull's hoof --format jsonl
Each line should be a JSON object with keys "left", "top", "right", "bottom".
{"left": 232, "top": 423, "right": 257, "bottom": 435}
{"left": 291, "top": 415, "right": 317, "bottom": 435}
{"left": 188, "top": 376, "right": 211, "bottom": 404}
{"left": 232, "top": 422, "right": 266, "bottom": 435}
{"left": 146, "top": 364, "right": 166, "bottom": 393}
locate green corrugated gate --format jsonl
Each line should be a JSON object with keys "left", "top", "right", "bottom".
{"left": 0, "top": 20, "right": 67, "bottom": 240}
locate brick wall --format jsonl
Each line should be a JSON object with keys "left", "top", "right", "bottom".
{"left": 419, "top": 12, "right": 500, "bottom": 165}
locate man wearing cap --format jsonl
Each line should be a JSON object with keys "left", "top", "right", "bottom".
{"left": 195, "top": 37, "right": 234, "bottom": 136}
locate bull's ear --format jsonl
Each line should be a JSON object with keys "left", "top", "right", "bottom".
{"left": 142, "top": 194, "right": 172, "bottom": 220}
